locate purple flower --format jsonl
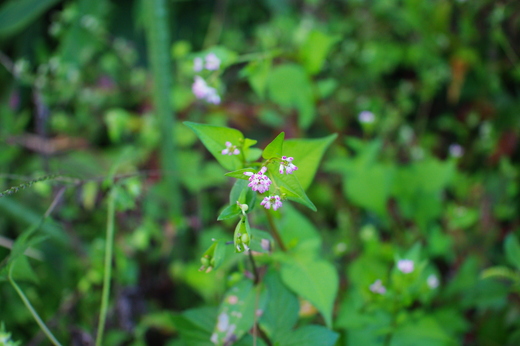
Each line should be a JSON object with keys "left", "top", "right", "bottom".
{"left": 193, "top": 57, "right": 204, "bottom": 72}
{"left": 261, "top": 195, "right": 283, "bottom": 211}
{"left": 205, "top": 53, "right": 221, "bottom": 70}
{"left": 358, "top": 111, "right": 375, "bottom": 124}
{"left": 369, "top": 279, "right": 386, "bottom": 294}
{"left": 192, "top": 76, "right": 220, "bottom": 104}
{"left": 279, "top": 156, "right": 298, "bottom": 174}
{"left": 397, "top": 259, "right": 414, "bottom": 274}
{"left": 221, "top": 141, "right": 240, "bottom": 155}
{"left": 244, "top": 167, "right": 272, "bottom": 194}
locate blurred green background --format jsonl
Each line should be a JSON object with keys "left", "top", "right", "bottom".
{"left": 1, "top": 0, "right": 520, "bottom": 345}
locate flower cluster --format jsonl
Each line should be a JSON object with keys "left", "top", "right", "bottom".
{"left": 221, "top": 141, "right": 240, "bottom": 156}
{"left": 192, "top": 76, "right": 220, "bottom": 104}
{"left": 397, "top": 259, "right": 414, "bottom": 274}
{"left": 193, "top": 52, "right": 221, "bottom": 72}
{"left": 244, "top": 167, "right": 272, "bottom": 194}
{"left": 369, "top": 279, "right": 386, "bottom": 294}
{"left": 279, "top": 156, "right": 298, "bottom": 174}
{"left": 260, "top": 195, "right": 283, "bottom": 211}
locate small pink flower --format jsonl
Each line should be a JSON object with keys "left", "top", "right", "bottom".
{"left": 261, "top": 195, "right": 283, "bottom": 210}
{"left": 193, "top": 57, "right": 203, "bottom": 72}
{"left": 221, "top": 141, "right": 240, "bottom": 155}
{"left": 427, "top": 274, "right": 439, "bottom": 289}
{"left": 244, "top": 167, "right": 271, "bottom": 194}
{"left": 279, "top": 156, "right": 298, "bottom": 174}
{"left": 192, "top": 76, "right": 220, "bottom": 104}
{"left": 369, "top": 279, "right": 386, "bottom": 294}
{"left": 358, "top": 110, "right": 375, "bottom": 124}
{"left": 397, "top": 259, "right": 414, "bottom": 274}
{"left": 205, "top": 53, "right": 221, "bottom": 70}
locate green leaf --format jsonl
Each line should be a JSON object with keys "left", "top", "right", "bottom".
{"left": 267, "top": 64, "right": 315, "bottom": 129}
{"left": 277, "top": 325, "right": 339, "bottom": 346}
{"left": 481, "top": 266, "right": 519, "bottom": 283}
{"left": 262, "top": 132, "right": 285, "bottom": 159}
{"left": 225, "top": 168, "right": 255, "bottom": 180}
{"left": 299, "top": 30, "right": 339, "bottom": 75}
{"left": 281, "top": 258, "right": 338, "bottom": 328}
{"left": 184, "top": 121, "right": 244, "bottom": 171}
{"left": 260, "top": 270, "right": 299, "bottom": 342}
{"left": 269, "top": 171, "right": 316, "bottom": 211}
{"left": 283, "top": 134, "right": 337, "bottom": 190}
{"left": 276, "top": 204, "right": 321, "bottom": 252}
{"left": 0, "top": 0, "right": 62, "bottom": 37}
{"left": 505, "top": 233, "right": 520, "bottom": 271}
{"left": 217, "top": 204, "right": 241, "bottom": 221}
{"left": 171, "top": 306, "right": 217, "bottom": 345}
{"left": 241, "top": 59, "right": 272, "bottom": 99}
{"left": 229, "top": 178, "right": 256, "bottom": 208}
{"left": 211, "top": 280, "right": 267, "bottom": 346}
{"left": 390, "top": 316, "right": 457, "bottom": 346}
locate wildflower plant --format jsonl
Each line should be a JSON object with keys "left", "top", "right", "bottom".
{"left": 185, "top": 121, "right": 338, "bottom": 345}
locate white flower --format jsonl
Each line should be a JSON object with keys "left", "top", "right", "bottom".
{"left": 279, "top": 156, "right": 298, "bottom": 174}
{"left": 427, "top": 274, "right": 439, "bottom": 289}
{"left": 397, "top": 259, "right": 414, "bottom": 274}
{"left": 205, "top": 52, "right": 221, "bottom": 70}
{"left": 449, "top": 144, "right": 464, "bottom": 158}
{"left": 221, "top": 141, "right": 240, "bottom": 155}
{"left": 193, "top": 57, "right": 203, "bottom": 72}
{"left": 358, "top": 110, "right": 375, "bottom": 124}
{"left": 261, "top": 195, "right": 283, "bottom": 210}
{"left": 192, "top": 76, "right": 220, "bottom": 104}
{"left": 369, "top": 279, "right": 386, "bottom": 294}
{"left": 243, "top": 166, "right": 271, "bottom": 193}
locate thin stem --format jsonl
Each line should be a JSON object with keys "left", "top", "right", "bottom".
{"left": 95, "top": 188, "right": 116, "bottom": 346}
{"left": 8, "top": 266, "right": 62, "bottom": 346}
{"left": 248, "top": 250, "right": 259, "bottom": 285}
{"left": 264, "top": 209, "right": 286, "bottom": 252}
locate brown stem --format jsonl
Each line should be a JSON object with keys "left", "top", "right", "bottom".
{"left": 264, "top": 209, "right": 286, "bottom": 252}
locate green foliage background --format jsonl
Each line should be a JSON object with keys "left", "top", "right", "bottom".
{"left": 0, "top": 0, "right": 520, "bottom": 345}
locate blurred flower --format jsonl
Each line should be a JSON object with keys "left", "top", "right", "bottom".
{"left": 193, "top": 57, "right": 203, "bottom": 72}
{"left": 369, "top": 279, "right": 386, "bottom": 294}
{"left": 397, "top": 259, "right": 414, "bottom": 274}
{"left": 358, "top": 110, "right": 375, "bottom": 124}
{"left": 192, "top": 76, "right": 220, "bottom": 104}
{"left": 205, "top": 52, "right": 221, "bottom": 70}
{"left": 261, "top": 195, "right": 283, "bottom": 210}
{"left": 449, "top": 144, "right": 464, "bottom": 158}
{"left": 427, "top": 274, "right": 439, "bottom": 289}
{"left": 244, "top": 167, "right": 271, "bottom": 193}
{"left": 221, "top": 141, "right": 240, "bottom": 155}
{"left": 279, "top": 156, "right": 298, "bottom": 174}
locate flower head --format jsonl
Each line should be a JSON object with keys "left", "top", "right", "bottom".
{"left": 205, "top": 52, "right": 221, "bottom": 70}
{"left": 222, "top": 141, "right": 240, "bottom": 155}
{"left": 449, "top": 144, "right": 464, "bottom": 158}
{"left": 279, "top": 156, "right": 298, "bottom": 174}
{"left": 427, "top": 274, "right": 439, "bottom": 289}
{"left": 369, "top": 279, "right": 386, "bottom": 294}
{"left": 358, "top": 110, "right": 375, "bottom": 124}
{"left": 192, "top": 76, "right": 220, "bottom": 104}
{"left": 193, "top": 57, "right": 203, "bottom": 72}
{"left": 397, "top": 259, "right": 414, "bottom": 274}
{"left": 244, "top": 166, "right": 271, "bottom": 194}
{"left": 261, "top": 195, "right": 283, "bottom": 210}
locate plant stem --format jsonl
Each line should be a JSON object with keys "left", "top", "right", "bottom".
{"left": 8, "top": 267, "right": 62, "bottom": 346}
{"left": 95, "top": 188, "right": 116, "bottom": 346}
{"left": 248, "top": 250, "right": 259, "bottom": 284}
{"left": 144, "top": 0, "right": 181, "bottom": 221}
{"left": 264, "top": 209, "right": 286, "bottom": 252}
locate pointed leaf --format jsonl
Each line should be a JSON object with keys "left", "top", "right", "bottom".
{"left": 184, "top": 121, "right": 244, "bottom": 171}
{"left": 277, "top": 325, "right": 339, "bottom": 346}
{"left": 260, "top": 270, "right": 299, "bottom": 342}
{"left": 262, "top": 132, "right": 285, "bottom": 159}
{"left": 225, "top": 168, "right": 255, "bottom": 180}
{"left": 0, "top": 0, "right": 62, "bottom": 37}
{"left": 281, "top": 258, "right": 338, "bottom": 328}
{"left": 211, "top": 280, "right": 267, "bottom": 346}
{"left": 269, "top": 171, "right": 316, "bottom": 211}
{"left": 217, "top": 204, "right": 241, "bottom": 220}
{"left": 283, "top": 134, "right": 337, "bottom": 190}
